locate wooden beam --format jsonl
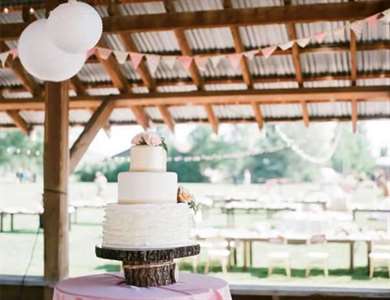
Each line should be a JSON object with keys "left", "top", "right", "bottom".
{"left": 286, "top": 23, "right": 303, "bottom": 87}
{"left": 204, "top": 104, "right": 219, "bottom": 134}
{"left": 0, "top": 42, "right": 41, "bottom": 97}
{"left": 69, "top": 100, "right": 115, "bottom": 172}
{"left": 251, "top": 102, "right": 264, "bottom": 130}
{"left": 230, "top": 26, "right": 253, "bottom": 88}
{"left": 96, "top": 39, "right": 129, "bottom": 93}
{"left": 0, "top": 86, "right": 389, "bottom": 110}
{"left": 157, "top": 105, "right": 175, "bottom": 132}
{"left": 70, "top": 75, "right": 88, "bottom": 96}
{"left": 2, "top": 1, "right": 390, "bottom": 40}
{"left": 43, "top": 81, "right": 69, "bottom": 300}
{"left": 350, "top": 30, "right": 358, "bottom": 86}
{"left": 5, "top": 110, "right": 31, "bottom": 134}
{"left": 351, "top": 98, "right": 358, "bottom": 133}
{"left": 301, "top": 101, "right": 310, "bottom": 127}
{"left": 130, "top": 105, "right": 150, "bottom": 130}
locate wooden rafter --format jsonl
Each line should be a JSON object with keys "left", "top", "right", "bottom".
{"left": 251, "top": 102, "right": 264, "bottom": 130}
{"left": 69, "top": 100, "right": 115, "bottom": 172}
{"left": 0, "top": 42, "right": 41, "bottom": 97}
{"left": 96, "top": 39, "right": 129, "bottom": 93}
{"left": 0, "top": 86, "right": 388, "bottom": 111}
{"left": 163, "top": 1, "right": 216, "bottom": 133}
{"left": 204, "top": 104, "right": 219, "bottom": 134}
{"left": 301, "top": 101, "right": 310, "bottom": 127}
{"left": 107, "top": 1, "right": 153, "bottom": 130}
{"left": 157, "top": 105, "right": 175, "bottom": 133}
{"left": 351, "top": 99, "right": 358, "bottom": 133}
{"left": 223, "top": 0, "right": 253, "bottom": 88}
{"left": 130, "top": 105, "right": 150, "bottom": 130}
{"left": 70, "top": 75, "right": 88, "bottom": 96}
{"left": 5, "top": 110, "right": 31, "bottom": 134}
{"left": 350, "top": 30, "right": 358, "bottom": 86}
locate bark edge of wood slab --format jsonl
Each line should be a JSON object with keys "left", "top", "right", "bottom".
{"left": 95, "top": 244, "right": 200, "bottom": 287}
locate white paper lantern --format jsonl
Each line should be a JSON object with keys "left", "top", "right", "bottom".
{"left": 47, "top": 0, "right": 102, "bottom": 54}
{"left": 18, "top": 19, "right": 86, "bottom": 82}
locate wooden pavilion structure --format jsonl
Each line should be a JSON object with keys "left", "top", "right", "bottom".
{"left": 1, "top": 0, "right": 390, "bottom": 299}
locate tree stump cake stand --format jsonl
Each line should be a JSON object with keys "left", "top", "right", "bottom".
{"left": 96, "top": 244, "right": 200, "bottom": 287}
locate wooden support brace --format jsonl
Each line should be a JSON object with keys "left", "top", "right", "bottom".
{"left": 301, "top": 101, "right": 310, "bottom": 127}
{"left": 251, "top": 102, "right": 264, "bottom": 130}
{"left": 204, "top": 104, "right": 219, "bottom": 134}
{"left": 351, "top": 99, "right": 358, "bottom": 133}
{"left": 157, "top": 105, "right": 175, "bottom": 133}
{"left": 69, "top": 100, "right": 115, "bottom": 172}
{"left": 6, "top": 110, "right": 31, "bottom": 135}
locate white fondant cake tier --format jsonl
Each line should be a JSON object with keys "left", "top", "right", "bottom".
{"left": 102, "top": 203, "right": 192, "bottom": 249}
{"left": 118, "top": 172, "right": 177, "bottom": 204}
{"left": 130, "top": 145, "right": 167, "bottom": 172}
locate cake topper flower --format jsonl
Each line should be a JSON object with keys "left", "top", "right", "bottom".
{"left": 177, "top": 186, "right": 199, "bottom": 214}
{"left": 132, "top": 132, "right": 168, "bottom": 152}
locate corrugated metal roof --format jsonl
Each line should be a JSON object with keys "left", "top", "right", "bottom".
{"left": 131, "top": 31, "right": 180, "bottom": 53}
{"left": 69, "top": 110, "right": 92, "bottom": 123}
{"left": 303, "top": 80, "right": 351, "bottom": 88}
{"left": 240, "top": 25, "right": 289, "bottom": 48}
{"left": 174, "top": 0, "right": 223, "bottom": 12}
{"left": 301, "top": 52, "right": 350, "bottom": 74}
{"left": 295, "top": 21, "right": 349, "bottom": 44}
{"left": 0, "top": 112, "right": 13, "bottom": 124}
{"left": 0, "top": 68, "right": 21, "bottom": 86}
{"left": 77, "top": 63, "right": 111, "bottom": 82}
{"left": 358, "top": 101, "right": 390, "bottom": 117}
{"left": 254, "top": 82, "right": 299, "bottom": 89}
{"left": 308, "top": 102, "right": 350, "bottom": 117}
{"left": 232, "top": 0, "right": 283, "bottom": 8}
{"left": 214, "top": 105, "right": 253, "bottom": 119}
{"left": 357, "top": 50, "right": 390, "bottom": 72}
{"left": 156, "top": 85, "right": 197, "bottom": 93}
{"left": 169, "top": 105, "right": 208, "bottom": 120}
{"left": 186, "top": 28, "right": 234, "bottom": 51}
{"left": 19, "top": 111, "right": 44, "bottom": 124}
{"left": 249, "top": 55, "right": 295, "bottom": 76}
{"left": 262, "top": 103, "right": 302, "bottom": 118}
{"left": 119, "top": 1, "right": 166, "bottom": 15}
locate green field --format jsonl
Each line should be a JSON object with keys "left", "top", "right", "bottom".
{"left": 1, "top": 182, "right": 390, "bottom": 289}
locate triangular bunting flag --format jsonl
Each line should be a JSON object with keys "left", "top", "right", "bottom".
{"left": 351, "top": 20, "right": 365, "bottom": 37}
{"left": 227, "top": 53, "right": 242, "bottom": 70}
{"left": 243, "top": 49, "right": 258, "bottom": 60}
{"left": 162, "top": 56, "right": 177, "bottom": 69}
{"left": 210, "top": 55, "right": 224, "bottom": 68}
{"left": 146, "top": 54, "right": 161, "bottom": 75}
{"left": 113, "top": 50, "right": 128, "bottom": 64}
{"left": 279, "top": 41, "right": 294, "bottom": 51}
{"left": 86, "top": 47, "right": 96, "bottom": 59}
{"left": 261, "top": 45, "right": 277, "bottom": 59}
{"left": 314, "top": 32, "right": 326, "bottom": 43}
{"left": 0, "top": 51, "right": 9, "bottom": 67}
{"left": 129, "top": 52, "right": 144, "bottom": 70}
{"left": 296, "top": 37, "right": 311, "bottom": 48}
{"left": 194, "top": 56, "right": 208, "bottom": 72}
{"left": 366, "top": 13, "right": 379, "bottom": 26}
{"left": 177, "top": 56, "right": 193, "bottom": 70}
{"left": 96, "top": 47, "right": 112, "bottom": 60}
{"left": 10, "top": 48, "right": 18, "bottom": 59}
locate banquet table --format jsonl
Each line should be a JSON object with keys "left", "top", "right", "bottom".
{"left": 53, "top": 273, "right": 232, "bottom": 300}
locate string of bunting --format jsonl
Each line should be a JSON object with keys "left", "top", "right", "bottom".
{"left": 0, "top": 9, "right": 389, "bottom": 71}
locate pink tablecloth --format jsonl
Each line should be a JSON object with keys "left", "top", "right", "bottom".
{"left": 53, "top": 273, "right": 232, "bottom": 300}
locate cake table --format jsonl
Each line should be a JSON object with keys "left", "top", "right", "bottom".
{"left": 53, "top": 273, "right": 232, "bottom": 300}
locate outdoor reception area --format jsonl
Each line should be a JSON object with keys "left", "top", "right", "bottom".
{"left": 1, "top": 0, "right": 390, "bottom": 300}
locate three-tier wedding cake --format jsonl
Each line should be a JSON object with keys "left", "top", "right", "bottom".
{"left": 102, "top": 132, "right": 193, "bottom": 249}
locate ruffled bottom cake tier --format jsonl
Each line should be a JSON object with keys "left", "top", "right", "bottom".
{"left": 102, "top": 203, "right": 192, "bottom": 249}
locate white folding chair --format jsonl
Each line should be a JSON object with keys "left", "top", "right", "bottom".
{"left": 203, "top": 238, "right": 231, "bottom": 274}
{"left": 369, "top": 239, "right": 390, "bottom": 278}
{"left": 305, "top": 234, "right": 329, "bottom": 277}
{"left": 266, "top": 236, "right": 291, "bottom": 277}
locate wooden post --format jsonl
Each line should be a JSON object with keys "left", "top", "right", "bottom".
{"left": 43, "top": 81, "right": 69, "bottom": 299}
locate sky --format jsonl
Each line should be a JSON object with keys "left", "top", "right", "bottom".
{"left": 69, "top": 120, "right": 390, "bottom": 165}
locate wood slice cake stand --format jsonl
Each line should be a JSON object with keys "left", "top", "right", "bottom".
{"left": 96, "top": 244, "right": 200, "bottom": 287}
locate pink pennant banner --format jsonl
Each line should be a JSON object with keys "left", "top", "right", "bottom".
{"left": 314, "top": 32, "right": 326, "bottom": 43}
{"left": 243, "top": 49, "right": 258, "bottom": 60}
{"left": 162, "top": 56, "right": 177, "bottom": 69}
{"left": 113, "top": 50, "right": 128, "bottom": 64}
{"left": 129, "top": 52, "right": 144, "bottom": 70}
{"left": 194, "top": 56, "right": 208, "bottom": 71}
{"left": 296, "top": 37, "right": 311, "bottom": 48}
{"left": 366, "top": 14, "right": 379, "bottom": 26}
{"left": 227, "top": 53, "right": 242, "bottom": 70}
{"left": 0, "top": 51, "right": 9, "bottom": 67}
{"left": 96, "top": 47, "right": 112, "bottom": 60}
{"left": 86, "top": 47, "right": 96, "bottom": 59}
{"left": 210, "top": 55, "right": 224, "bottom": 68}
{"left": 279, "top": 41, "right": 294, "bottom": 51}
{"left": 261, "top": 46, "right": 277, "bottom": 59}
{"left": 146, "top": 54, "right": 161, "bottom": 75}
{"left": 177, "top": 56, "right": 193, "bottom": 70}
{"left": 351, "top": 20, "right": 365, "bottom": 36}
{"left": 10, "top": 48, "right": 18, "bottom": 59}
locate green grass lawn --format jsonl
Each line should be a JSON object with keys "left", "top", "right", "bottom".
{"left": 1, "top": 182, "right": 390, "bottom": 289}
